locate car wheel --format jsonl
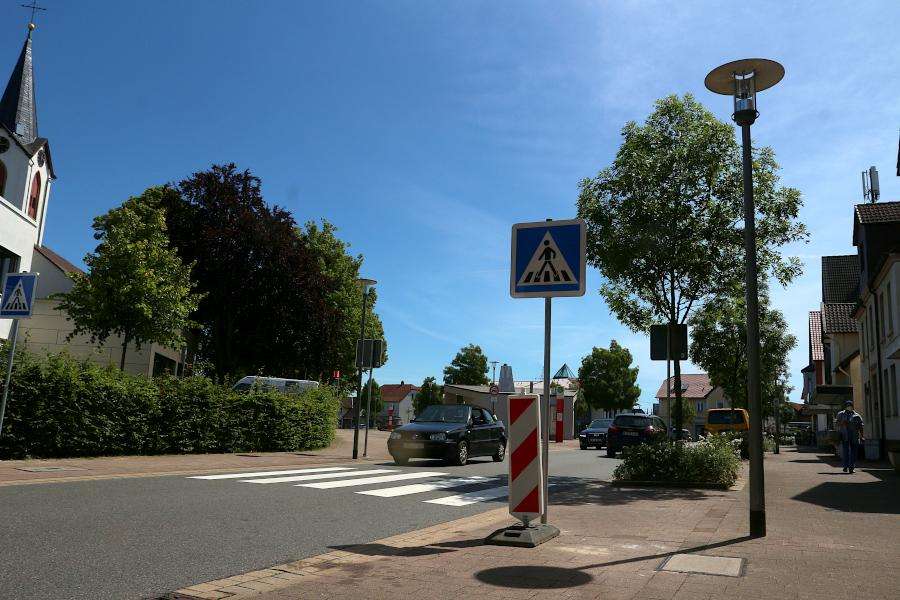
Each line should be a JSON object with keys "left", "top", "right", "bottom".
{"left": 606, "top": 448, "right": 616, "bottom": 458}
{"left": 453, "top": 441, "right": 469, "bottom": 466}
{"left": 580, "top": 442, "right": 588, "bottom": 450}
{"left": 392, "top": 454, "right": 408, "bottom": 466}
{"left": 492, "top": 441, "right": 506, "bottom": 462}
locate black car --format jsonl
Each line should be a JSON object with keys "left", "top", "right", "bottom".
{"left": 605, "top": 414, "right": 668, "bottom": 458}
{"left": 579, "top": 418, "right": 613, "bottom": 449}
{"left": 387, "top": 404, "right": 506, "bottom": 466}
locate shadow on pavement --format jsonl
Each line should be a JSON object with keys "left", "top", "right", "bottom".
{"left": 572, "top": 535, "right": 754, "bottom": 571}
{"left": 475, "top": 566, "right": 593, "bottom": 589}
{"left": 792, "top": 467, "right": 899, "bottom": 514}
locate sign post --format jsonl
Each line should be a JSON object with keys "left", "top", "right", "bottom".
{"left": 487, "top": 218, "right": 584, "bottom": 547}
{"left": 555, "top": 392, "right": 564, "bottom": 442}
{"left": 0, "top": 273, "right": 38, "bottom": 438}
{"left": 489, "top": 383, "right": 499, "bottom": 416}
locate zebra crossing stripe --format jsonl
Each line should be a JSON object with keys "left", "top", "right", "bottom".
{"left": 188, "top": 467, "right": 353, "bottom": 480}
{"left": 242, "top": 469, "right": 396, "bottom": 484}
{"left": 298, "top": 471, "right": 448, "bottom": 489}
{"left": 356, "top": 476, "right": 489, "bottom": 498}
{"left": 423, "top": 485, "right": 508, "bottom": 506}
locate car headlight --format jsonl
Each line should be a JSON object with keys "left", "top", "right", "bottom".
{"left": 579, "top": 433, "right": 586, "bottom": 437}
{"left": 429, "top": 433, "right": 447, "bottom": 442}
{"left": 389, "top": 432, "right": 401, "bottom": 440}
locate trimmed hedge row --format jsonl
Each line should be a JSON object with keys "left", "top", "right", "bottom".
{"left": 0, "top": 349, "right": 338, "bottom": 459}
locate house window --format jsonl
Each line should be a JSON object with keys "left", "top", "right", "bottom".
{"left": 27, "top": 172, "right": 41, "bottom": 220}
{"left": 868, "top": 306, "right": 875, "bottom": 349}
{"left": 861, "top": 317, "right": 866, "bottom": 358}
{"left": 887, "top": 283, "right": 894, "bottom": 336}
{"left": 696, "top": 401, "right": 703, "bottom": 415}
{"left": 0, "top": 160, "right": 6, "bottom": 197}
{"left": 717, "top": 401, "right": 725, "bottom": 409}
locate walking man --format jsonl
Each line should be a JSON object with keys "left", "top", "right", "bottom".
{"left": 836, "top": 400, "right": 864, "bottom": 473}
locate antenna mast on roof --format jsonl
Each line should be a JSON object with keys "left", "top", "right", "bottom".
{"left": 861, "top": 166, "right": 880, "bottom": 203}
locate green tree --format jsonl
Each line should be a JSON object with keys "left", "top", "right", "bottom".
{"left": 297, "top": 220, "right": 386, "bottom": 386}
{"left": 690, "top": 285, "right": 796, "bottom": 417}
{"left": 443, "top": 344, "right": 490, "bottom": 385}
{"left": 359, "top": 379, "right": 381, "bottom": 425}
{"left": 57, "top": 187, "right": 201, "bottom": 370}
{"left": 577, "top": 341, "right": 641, "bottom": 412}
{"left": 576, "top": 94, "right": 807, "bottom": 432}
{"left": 414, "top": 376, "right": 443, "bottom": 415}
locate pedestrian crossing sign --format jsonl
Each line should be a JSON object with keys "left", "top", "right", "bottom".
{"left": 510, "top": 219, "right": 585, "bottom": 298}
{"left": 0, "top": 273, "right": 38, "bottom": 318}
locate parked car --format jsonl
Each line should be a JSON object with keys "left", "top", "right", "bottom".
{"left": 232, "top": 376, "right": 319, "bottom": 394}
{"left": 668, "top": 428, "right": 693, "bottom": 442}
{"left": 704, "top": 408, "right": 750, "bottom": 435}
{"left": 606, "top": 414, "right": 668, "bottom": 458}
{"left": 579, "top": 418, "right": 613, "bottom": 449}
{"left": 387, "top": 404, "right": 506, "bottom": 466}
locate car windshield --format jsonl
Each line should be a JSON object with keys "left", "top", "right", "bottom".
{"left": 708, "top": 410, "right": 745, "bottom": 424}
{"left": 613, "top": 415, "right": 650, "bottom": 428}
{"left": 588, "top": 419, "right": 612, "bottom": 429}
{"left": 415, "top": 405, "right": 471, "bottom": 423}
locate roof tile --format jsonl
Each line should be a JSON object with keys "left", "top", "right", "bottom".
{"left": 821, "top": 255, "right": 859, "bottom": 303}
{"left": 855, "top": 201, "right": 900, "bottom": 224}
{"left": 821, "top": 303, "right": 857, "bottom": 334}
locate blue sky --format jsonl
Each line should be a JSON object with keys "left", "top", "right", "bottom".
{"left": 3, "top": 1, "right": 898, "bottom": 410}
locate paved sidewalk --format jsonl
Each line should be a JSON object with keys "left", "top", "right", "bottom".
{"left": 0, "top": 429, "right": 392, "bottom": 485}
{"left": 167, "top": 447, "right": 900, "bottom": 600}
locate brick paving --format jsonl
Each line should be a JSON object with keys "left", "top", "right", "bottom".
{"left": 164, "top": 447, "right": 900, "bottom": 600}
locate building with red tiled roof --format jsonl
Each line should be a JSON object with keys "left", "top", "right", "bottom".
{"left": 377, "top": 382, "right": 420, "bottom": 428}
{"left": 654, "top": 373, "right": 730, "bottom": 438}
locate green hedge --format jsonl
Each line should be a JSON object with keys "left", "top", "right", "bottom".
{"left": 0, "top": 348, "right": 338, "bottom": 459}
{"left": 613, "top": 435, "right": 741, "bottom": 487}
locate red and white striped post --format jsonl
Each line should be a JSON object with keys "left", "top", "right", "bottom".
{"left": 507, "top": 394, "right": 544, "bottom": 526}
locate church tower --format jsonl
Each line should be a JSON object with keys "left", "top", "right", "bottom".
{"left": 0, "top": 21, "right": 56, "bottom": 338}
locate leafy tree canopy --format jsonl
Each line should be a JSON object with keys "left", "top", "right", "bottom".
{"left": 577, "top": 340, "right": 640, "bottom": 412}
{"left": 690, "top": 285, "right": 795, "bottom": 417}
{"left": 414, "top": 376, "right": 443, "bottom": 415}
{"left": 443, "top": 344, "right": 490, "bottom": 386}
{"left": 57, "top": 186, "right": 201, "bottom": 370}
{"left": 360, "top": 379, "right": 382, "bottom": 423}
{"left": 159, "top": 164, "right": 385, "bottom": 382}
{"left": 576, "top": 94, "right": 807, "bottom": 333}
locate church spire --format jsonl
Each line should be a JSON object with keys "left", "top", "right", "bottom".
{"left": 0, "top": 24, "right": 38, "bottom": 145}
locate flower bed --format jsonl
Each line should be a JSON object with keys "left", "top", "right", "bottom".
{"left": 613, "top": 435, "right": 741, "bottom": 488}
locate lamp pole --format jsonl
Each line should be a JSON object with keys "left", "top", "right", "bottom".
{"left": 706, "top": 58, "right": 784, "bottom": 539}
{"left": 352, "top": 278, "right": 376, "bottom": 459}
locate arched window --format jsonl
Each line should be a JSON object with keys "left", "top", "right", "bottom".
{"left": 28, "top": 172, "right": 41, "bottom": 219}
{"left": 0, "top": 160, "right": 6, "bottom": 198}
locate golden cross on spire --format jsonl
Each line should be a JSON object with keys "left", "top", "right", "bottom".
{"left": 21, "top": 1, "right": 47, "bottom": 32}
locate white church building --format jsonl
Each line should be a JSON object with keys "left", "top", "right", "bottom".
{"left": 0, "top": 24, "right": 182, "bottom": 376}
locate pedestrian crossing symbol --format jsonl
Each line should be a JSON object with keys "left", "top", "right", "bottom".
{"left": 510, "top": 219, "right": 585, "bottom": 298}
{"left": 0, "top": 273, "right": 38, "bottom": 318}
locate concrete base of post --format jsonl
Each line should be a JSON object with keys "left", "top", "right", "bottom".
{"left": 484, "top": 523, "right": 560, "bottom": 548}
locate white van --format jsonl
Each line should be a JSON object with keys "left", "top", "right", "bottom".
{"left": 232, "top": 376, "right": 319, "bottom": 395}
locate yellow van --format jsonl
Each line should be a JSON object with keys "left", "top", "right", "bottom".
{"left": 705, "top": 408, "right": 750, "bottom": 434}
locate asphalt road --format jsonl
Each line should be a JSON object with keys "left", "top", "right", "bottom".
{"left": 0, "top": 447, "right": 619, "bottom": 600}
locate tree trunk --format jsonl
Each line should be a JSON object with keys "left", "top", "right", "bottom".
{"left": 120, "top": 336, "right": 129, "bottom": 371}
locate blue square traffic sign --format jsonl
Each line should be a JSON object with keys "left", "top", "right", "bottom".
{"left": 510, "top": 219, "right": 586, "bottom": 298}
{"left": 0, "top": 273, "right": 38, "bottom": 318}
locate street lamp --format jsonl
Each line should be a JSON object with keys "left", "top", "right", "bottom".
{"left": 706, "top": 58, "right": 784, "bottom": 538}
{"left": 352, "top": 277, "right": 377, "bottom": 459}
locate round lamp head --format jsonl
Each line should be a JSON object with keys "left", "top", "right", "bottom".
{"left": 705, "top": 59, "right": 784, "bottom": 126}
{"left": 357, "top": 277, "right": 377, "bottom": 293}
{"left": 704, "top": 58, "right": 784, "bottom": 95}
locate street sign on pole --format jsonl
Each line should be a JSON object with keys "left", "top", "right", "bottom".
{"left": 489, "top": 384, "right": 499, "bottom": 416}
{"left": 0, "top": 272, "right": 38, "bottom": 439}
{"left": 1, "top": 273, "right": 37, "bottom": 318}
{"left": 510, "top": 219, "right": 586, "bottom": 298}
{"left": 555, "top": 392, "right": 564, "bottom": 443}
{"left": 489, "top": 218, "right": 583, "bottom": 547}
{"left": 650, "top": 324, "right": 688, "bottom": 361}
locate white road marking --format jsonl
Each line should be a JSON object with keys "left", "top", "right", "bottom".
{"left": 298, "top": 471, "right": 448, "bottom": 489}
{"left": 242, "top": 469, "right": 397, "bottom": 484}
{"left": 423, "top": 485, "right": 508, "bottom": 506}
{"left": 188, "top": 467, "right": 354, "bottom": 480}
{"left": 356, "top": 476, "right": 489, "bottom": 497}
